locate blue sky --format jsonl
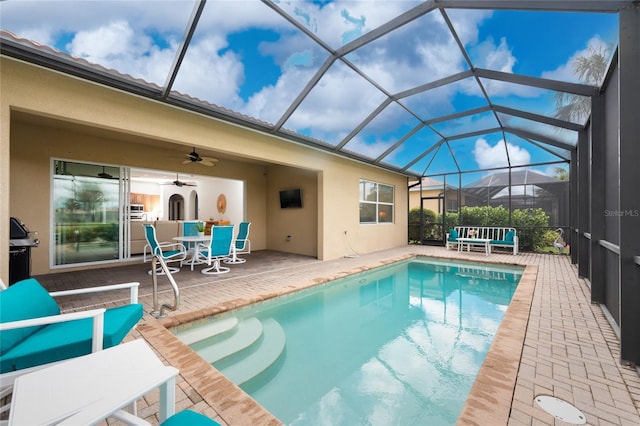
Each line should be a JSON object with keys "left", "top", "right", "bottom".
{"left": 0, "top": 1, "right": 619, "bottom": 182}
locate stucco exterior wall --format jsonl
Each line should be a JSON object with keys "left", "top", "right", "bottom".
{"left": 1, "top": 57, "right": 408, "bottom": 279}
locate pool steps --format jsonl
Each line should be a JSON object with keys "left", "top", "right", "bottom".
{"left": 217, "top": 318, "right": 286, "bottom": 385}
{"left": 175, "top": 317, "right": 239, "bottom": 346}
{"left": 194, "top": 317, "right": 263, "bottom": 364}
{"left": 176, "top": 316, "right": 286, "bottom": 386}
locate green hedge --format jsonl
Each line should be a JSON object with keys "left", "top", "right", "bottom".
{"left": 510, "top": 208, "right": 549, "bottom": 251}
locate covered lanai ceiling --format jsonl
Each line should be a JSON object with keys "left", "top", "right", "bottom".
{"left": 0, "top": 0, "right": 627, "bottom": 178}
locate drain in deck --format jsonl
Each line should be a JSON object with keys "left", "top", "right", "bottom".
{"left": 535, "top": 395, "right": 586, "bottom": 424}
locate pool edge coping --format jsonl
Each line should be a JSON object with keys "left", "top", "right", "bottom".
{"left": 457, "top": 264, "right": 537, "bottom": 425}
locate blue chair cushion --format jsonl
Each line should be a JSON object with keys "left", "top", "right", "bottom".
{"left": 505, "top": 230, "right": 515, "bottom": 242}
{"left": 490, "top": 240, "right": 514, "bottom": 246}
{"left": 161, "top": 250, "right": 183, "bottom": 258}
{"left": 0, "top": 278, "right": 61, "bottom": 355}
{"left": 0, "top": 303, "right": 143, "bottom": 373}
{"left": 448, "top": 229, "right": 458, "bottom": 241}
{"left": 161, "top": 410, "right": 221, "bottom": 426}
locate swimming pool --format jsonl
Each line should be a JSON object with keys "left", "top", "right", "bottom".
{"left": 173, "top": 257, "right": 523, "bottom": 425}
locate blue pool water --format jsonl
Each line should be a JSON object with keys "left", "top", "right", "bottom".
{"left": 173, "top": 258, "right": 523, "bottom": 425}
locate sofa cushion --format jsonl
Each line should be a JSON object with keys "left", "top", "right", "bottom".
{"left": 505, "top": 230, "right": 515, "bottom": 242}
{"left": 0, "top": 303, "right": 143, "bottom": 373}
{"left": 0, "top": 278, "right": 61, "bottom": 356}
{"left": 448, "top": 229, "right": 458, "bottom": 241}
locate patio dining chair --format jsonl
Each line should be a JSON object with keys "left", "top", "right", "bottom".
{"left": 224, "top": 221, "right": 251, "bottom": 264}
{"left": 197, "top": 225, "right": 234, "bottom": 275}
{"left": 181, "top": 220, "right": 202, "bottom": 237}
{"left": 143, "top": 223, "right": 187, "bottom": 275}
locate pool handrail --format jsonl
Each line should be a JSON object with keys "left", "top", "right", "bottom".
{"left": 150, "top": 255, "right": 180, "bottom": 318}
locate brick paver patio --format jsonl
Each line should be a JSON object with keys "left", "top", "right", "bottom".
{"left": 31, "top": 246, "right": 640, "bottom": 425}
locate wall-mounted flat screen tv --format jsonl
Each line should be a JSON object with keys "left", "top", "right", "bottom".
{"left": 279, "top": 188, "right": 302, "bottom": 208}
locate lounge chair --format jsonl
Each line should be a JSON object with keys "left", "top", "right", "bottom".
{"left": 198, "top": 225, "right": 234, "bottom": 275}
{"left": 143, "top": 223, "right": 187, "bottom": 274}
{"left": 0, "top": 277, "right": 143, "bottom": 412}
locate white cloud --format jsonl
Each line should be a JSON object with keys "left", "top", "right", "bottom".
{"left": 277, "top": 0, "right": 422, "bottom": 49}
{"left": 342, "top": 136, "right": 395, "bottom": 160}
{"left": 473, "top": 138, "right": 530, "bottom": 169}
{"left": 173, "top": 36, "right": 247, "bottom": 110}
{"left": 463, "top": 37, "right": 536, "bottom": 98}
{"left": 446, "top": 9, "right": 494, "bottom": 47}
{"left": 459, "top": 35, "right": 541, "bottom": 99}
{"left": 477, "top": 37, "right": 517, "bottom": 73}
{"left": 64, "top": 20, "right": 177, "bottom": 86}
{"left": 0, "top": 1, "right": 194, "bottom": 42}
{"left": 281, "top": 63, "right": 387, "bottom": 137}
{"left": 68, "top": 21, "right": 146, "bottom": 61}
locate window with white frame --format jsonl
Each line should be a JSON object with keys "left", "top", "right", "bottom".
{"left": 359, "top": 179, "right": 394, "bottom": 224}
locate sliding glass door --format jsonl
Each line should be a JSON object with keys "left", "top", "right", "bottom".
{"left": 52, "top": 160, "right": 122, "bottom": 266}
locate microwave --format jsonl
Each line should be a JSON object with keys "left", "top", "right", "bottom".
{"left": 130, "top": 204, "right": 145, "bottom": 220}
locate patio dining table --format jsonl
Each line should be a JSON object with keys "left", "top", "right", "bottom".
{"left": 173, "top": 235, "right": 210, "bottom": 271}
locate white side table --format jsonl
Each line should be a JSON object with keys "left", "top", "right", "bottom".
{"left": 9, "top": 339, "right": 178, "bottom": 425}
{"left": 457, "top": 237, "right": 492, "bottom": 256}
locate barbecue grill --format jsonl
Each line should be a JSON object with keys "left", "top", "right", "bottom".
{"left": 9, "top": 217, "right": 39, "bottom": 285}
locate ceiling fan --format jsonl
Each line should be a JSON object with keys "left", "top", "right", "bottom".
{"left": 183, "top": 147, "right": 218, "bottom": 167}
{"left": 162, "top": 173, "right": 197, "bottom": 187}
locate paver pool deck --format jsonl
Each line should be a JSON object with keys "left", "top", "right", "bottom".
{"left": 34, "top": 246, "right": 640, "bottom": 425}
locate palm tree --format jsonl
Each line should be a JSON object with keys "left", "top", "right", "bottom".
{"left": 552, "top": 167, "right": 569, "bottom": 182}
{"left": 554, "top": 42, "right": 613, "bottom": 123}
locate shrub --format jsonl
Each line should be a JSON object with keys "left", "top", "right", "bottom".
{"left": 441, "top": 212, "right": 458, "bottom": 234}
{"left": 511, "top": 208, "right": 549, "bottom": 251}
{"left": 458, "top": 206, "right": 510, "bottom": 227}
{"left": 541, "top": 229, "right": 560, "bottom": 248}
{"left": 408, "top": 208, "right": 436, "bottom": 242}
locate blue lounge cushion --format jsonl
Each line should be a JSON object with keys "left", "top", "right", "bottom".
{"left": 0, "top": 278, "right": 61, "bottom": 355}
{"left": 448, "top": 229, "right": 458, "bottom": 241}
{"left": 0, "top": 303, "right": 143, "bottom": 373}
{"left": 505, "top": 230, "right": 515, "bottom": 242}
{"left": 161, "top": 410, "right": 221, "bottom": 426}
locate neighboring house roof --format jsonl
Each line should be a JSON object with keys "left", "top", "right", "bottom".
{"left": 463, "top": 170, "right": 567, "bottom": 199}
{"left": 409, "top": 177, "right": 457, "bottom": 192}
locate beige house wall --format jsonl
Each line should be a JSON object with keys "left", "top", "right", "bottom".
{"left": 409, "top": 189, "right": 443, "bottom": 213}
{"left": 1, "top": 57, "right": 408, "bottom": 279}
{"left": 409, "top": 189, "right": 462, "bottom": 214}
